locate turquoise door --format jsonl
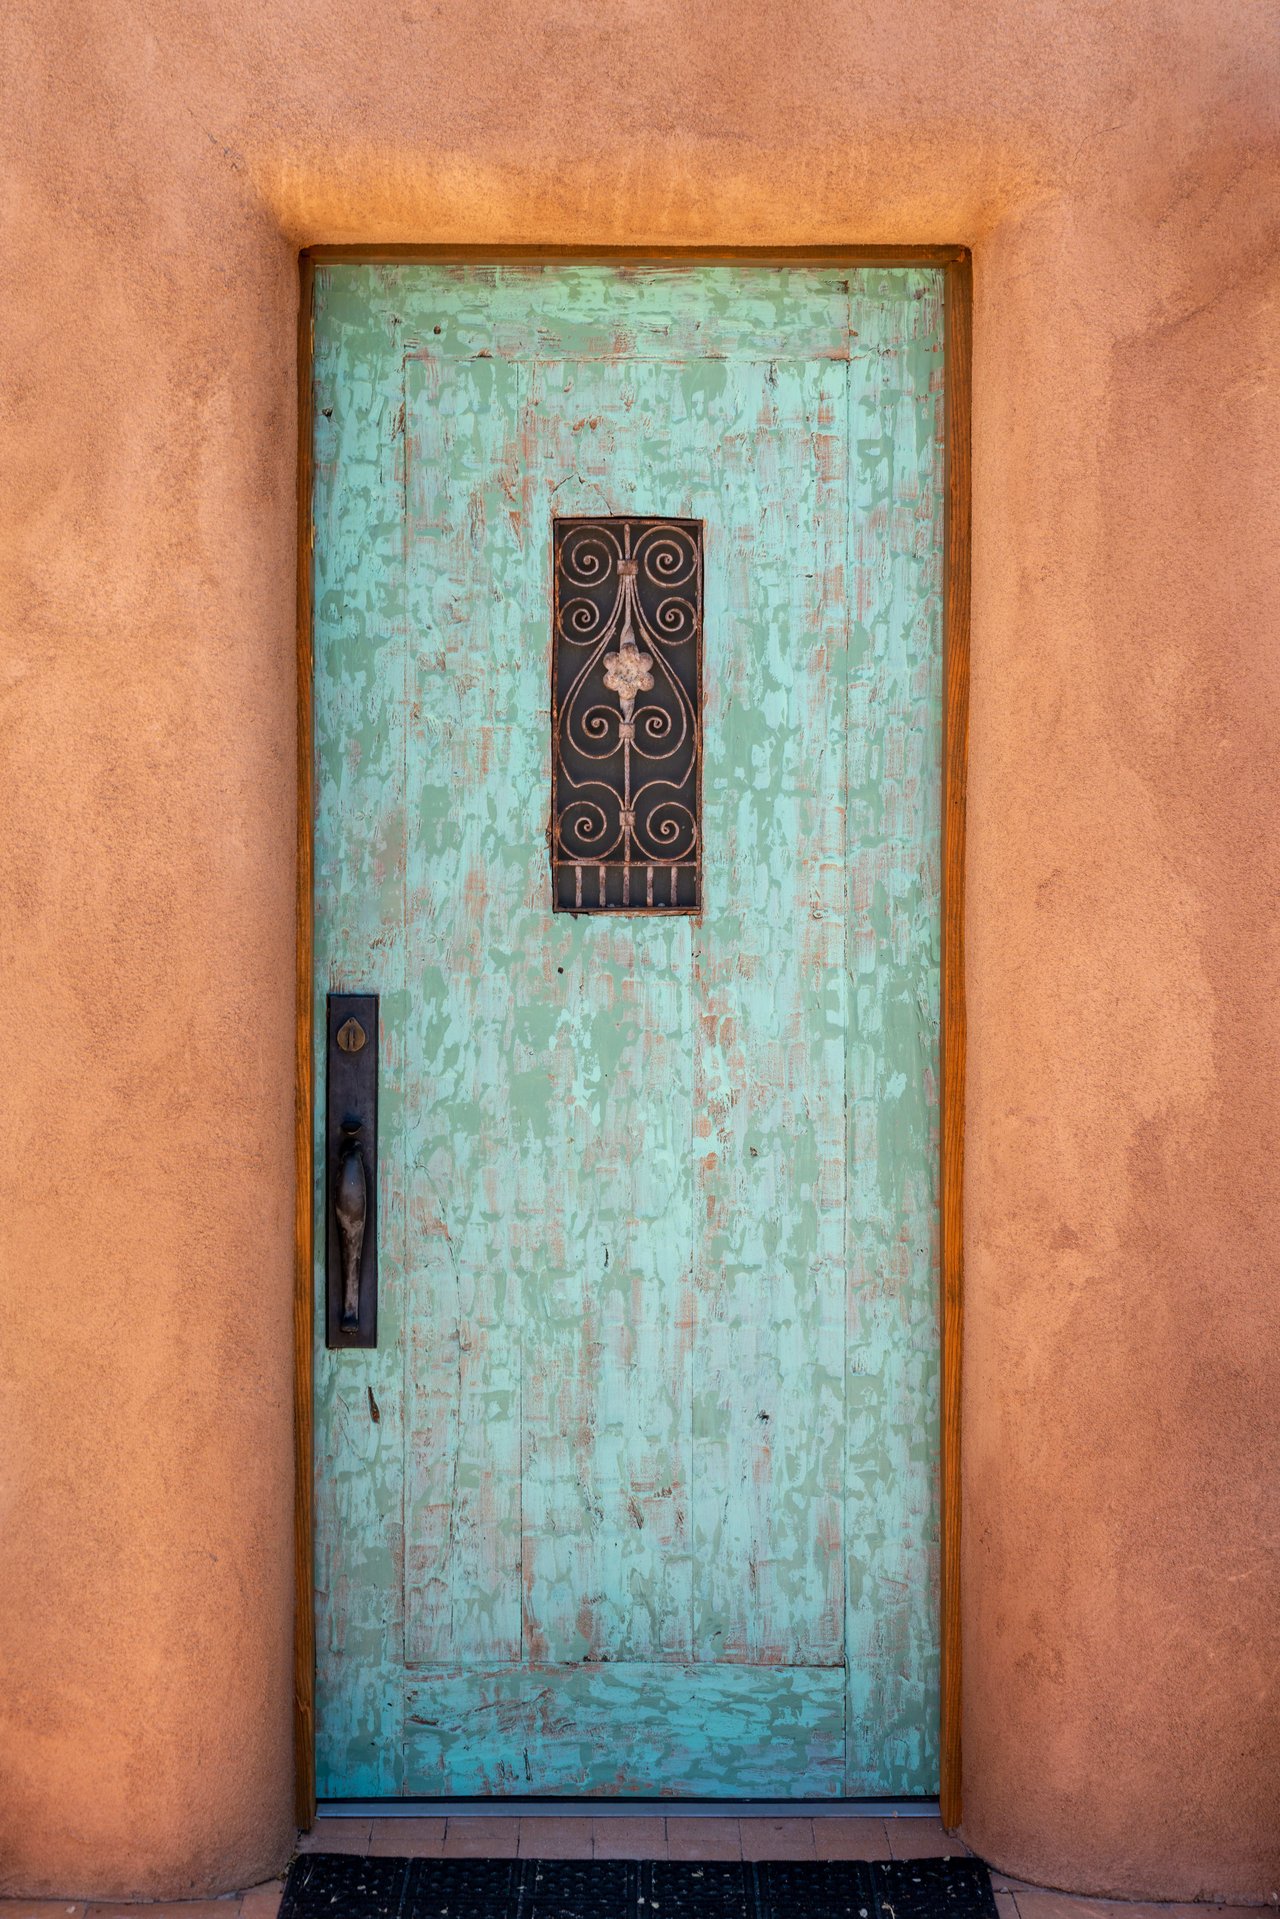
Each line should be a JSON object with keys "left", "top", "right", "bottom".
{"left": 311, "top": 264, "right": 944, "bottom": 1799}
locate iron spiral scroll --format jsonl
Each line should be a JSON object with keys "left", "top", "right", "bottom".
{"left": 551, "top": 516, "right": 703, "bottom": 913}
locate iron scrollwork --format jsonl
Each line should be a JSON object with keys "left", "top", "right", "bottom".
{"left": 552, "top": 517, "right": 703, "bottom": 912}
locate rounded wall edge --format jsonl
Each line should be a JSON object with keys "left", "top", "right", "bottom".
{"left": 0, "top": 69, "right": 303, "bottom": 1897}
{"left": 954, "top": 189, "right": 1280, "bottom": 1904}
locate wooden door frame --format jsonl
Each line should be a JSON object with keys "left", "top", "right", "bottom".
{"left": 293, "top": 244, "right": 970, "bottom": 1830}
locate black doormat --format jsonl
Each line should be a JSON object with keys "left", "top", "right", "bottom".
{"left": 283, "top": 1852, "right": 996, "bottom": 1919}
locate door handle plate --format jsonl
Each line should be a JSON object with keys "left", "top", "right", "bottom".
{"left": 326, "top": 992, "right": 378, "bottom": 1348}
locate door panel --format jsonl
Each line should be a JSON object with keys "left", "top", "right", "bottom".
{"left": 312, "top": 264, "right": 943, "bottom": 1799}
{"left": 401, "top": 1665, "right": 845, "bottom": 1797}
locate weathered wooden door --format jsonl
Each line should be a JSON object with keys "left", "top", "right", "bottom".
{"left": 311, "top": 264, "right": 943, "bottom": 1799}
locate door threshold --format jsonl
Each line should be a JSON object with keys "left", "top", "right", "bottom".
{"left": 319, "top": 1799, "right": 942, "bottom": 1819}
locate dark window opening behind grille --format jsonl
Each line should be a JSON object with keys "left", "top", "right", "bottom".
{"left": 551, "top": 517, "right": 703, "bottom": 913}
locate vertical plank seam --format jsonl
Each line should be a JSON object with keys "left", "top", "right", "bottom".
{"left": 399, "top": 328, "right": 412, "bottom": 1788}
{"left": 518, "top": 348, "right": 528, "bottom": 1675}
{"left": 939, "top": 252, "right": 972, "bottom": 1833}
{"left": 840, "top": 277, "right": 854, "bottom": 1792}
{"left": 689, "top": 361, "right": 704, "bottom": 1674}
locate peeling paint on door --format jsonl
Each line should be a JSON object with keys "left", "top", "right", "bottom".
{"left": 312, "top": 264, "right": 943, "bottom": 1798}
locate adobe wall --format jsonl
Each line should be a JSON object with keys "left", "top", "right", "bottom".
{"left": 2, "top": 0, "right": 1277, "bottom": 1900}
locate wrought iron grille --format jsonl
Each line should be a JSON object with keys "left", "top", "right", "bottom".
{"left": 551, "top": 517, "right": 703, "bottom": 913}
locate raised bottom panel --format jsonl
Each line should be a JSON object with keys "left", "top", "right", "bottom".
{"left": 399, "top": 1665, "right": 847, "bottom": 1797}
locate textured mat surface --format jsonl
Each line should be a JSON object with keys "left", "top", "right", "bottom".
{"left": 282, "top": 1852, "right": 996, "bottom": 1919}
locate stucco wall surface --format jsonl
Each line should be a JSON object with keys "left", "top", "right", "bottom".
{"left": 1, "top": 0, "right": 1277, "bottom": 1903}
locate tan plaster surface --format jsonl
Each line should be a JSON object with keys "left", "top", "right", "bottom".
{"left": 1, "top": 0, "right": 1277, "bottom": 1904}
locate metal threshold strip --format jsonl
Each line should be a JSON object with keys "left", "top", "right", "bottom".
{"left": 319, "top": 1799, "right": 942, "bottom": 1819}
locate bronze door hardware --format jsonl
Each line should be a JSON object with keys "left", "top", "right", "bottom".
{"left": 325, "top": 993, "right": 378, "bottom": 1348}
